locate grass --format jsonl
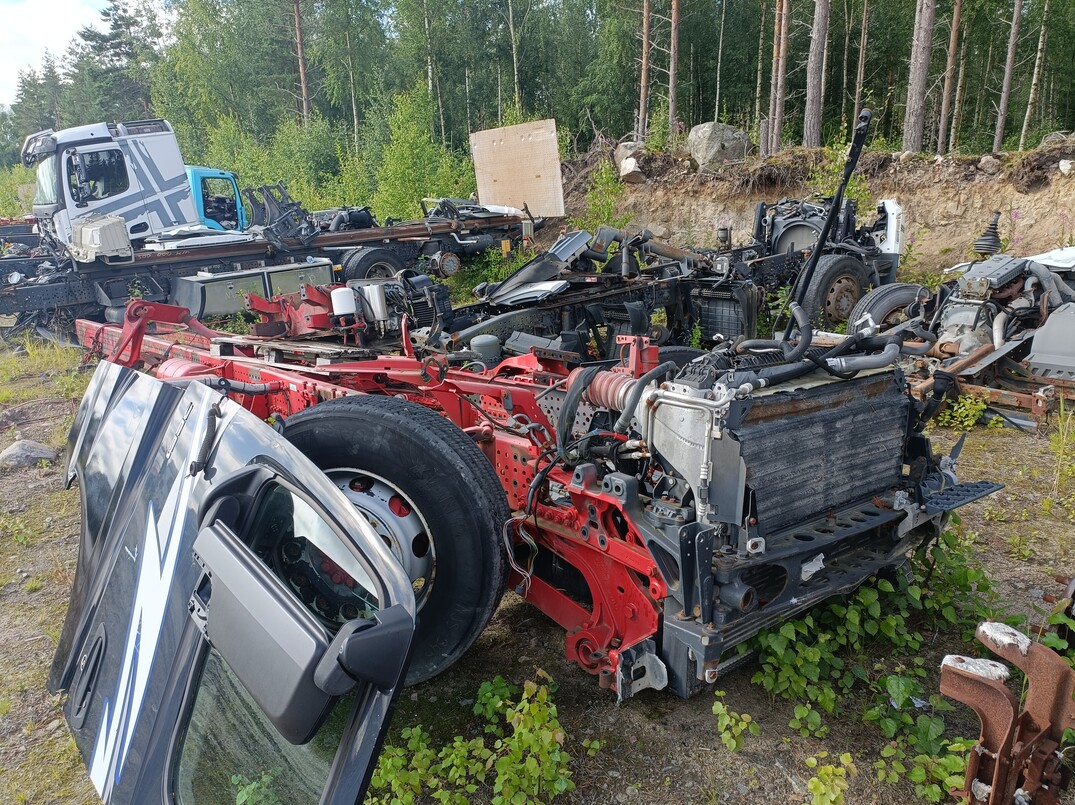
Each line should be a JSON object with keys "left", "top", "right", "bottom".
{"left": 0, "top": 338, "right": 87, "bottom": 408}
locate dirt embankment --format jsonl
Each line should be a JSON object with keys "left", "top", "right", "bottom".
{"left": 584, "top": 143, "right": 1075, "bottom": 271}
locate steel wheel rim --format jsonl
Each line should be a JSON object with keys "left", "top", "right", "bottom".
{"left": 364, "top": 262, "right": 397, "bottom": 280}
{"left": 825, "top": 275, "right": 861, "bottom": 323}
{"left": 326, "top": 468, "right": 436, "bottom": 610}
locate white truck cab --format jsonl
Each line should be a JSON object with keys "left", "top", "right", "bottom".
{"left": 22, "top": 119, "right": 199, "bottom": 247}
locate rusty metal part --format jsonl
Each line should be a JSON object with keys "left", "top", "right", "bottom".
{"left": 941, "top": 621, "right": 1075, "bottom": 804}
{"left": 959, "top": 382, "right": 1056, "bottom": 423}
{"left": 912, "top": 344, "right": 995, "bottom": 398}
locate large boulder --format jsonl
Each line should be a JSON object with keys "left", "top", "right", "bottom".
{"left": 614, "top": 140, "right": 644, "bottom": 170}
{"left": 687, "top": 122, "right": 750, "bottom": 170}
{"left": 0, "top": 440, "right": 57, "bottom": 470}
{"left": 619, "top": 157, "right": 646, "bottom": 184}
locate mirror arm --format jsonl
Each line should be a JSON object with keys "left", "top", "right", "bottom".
{"left": 314, "top": 604, "right": 413, "bottom": 695}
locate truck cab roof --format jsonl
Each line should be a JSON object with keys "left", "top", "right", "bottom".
{"left": 22, "top": 119, "right": 175, "bottom": 166}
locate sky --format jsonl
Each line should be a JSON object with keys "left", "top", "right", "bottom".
{"left": 0, "top": 0, "right": 109, "bottom": 109}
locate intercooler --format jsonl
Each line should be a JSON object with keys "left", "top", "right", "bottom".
{"left": 732, "top": 372, "right": 910, "bottom": 536}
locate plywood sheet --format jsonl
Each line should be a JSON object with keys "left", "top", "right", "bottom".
{"left": 470, "top": 120, "right": 565, "bottom": 217}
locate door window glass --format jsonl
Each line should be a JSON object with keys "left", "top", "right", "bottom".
{"left": 248, "top": 484, "right": 379, "bottom": 628}
{"left": 200, "top": 177, "right": 240, "bottom": 229}
{"left": 176, "top": 651, "right": 355, "bottom": 805}
{"left": 176, "top": 484, "right": 380, "bottom": 804}
{"left": 66, "top": 148, "right": 129, "bottom": 201}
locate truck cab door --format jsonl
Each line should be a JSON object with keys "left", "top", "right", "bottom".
{"left": 186, "top": 166, "right": 248, "bottom": 231}
{"left": 62, "top": 143, "right": 151, "bottom": 238}
{"left": 52, "top": 363, "right": 416, "bottom": 804}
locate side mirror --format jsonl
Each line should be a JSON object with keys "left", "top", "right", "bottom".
{"left": 191, "top": 521, "right": 337, "bottom": 745}
{"left": 67, "top": 150, "right": 92, "bottom": 207}
{"left": 314, "top": 606, "right": 412, "bottom": 695}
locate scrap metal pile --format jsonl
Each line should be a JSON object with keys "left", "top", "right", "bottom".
{"left": 850, "top": 213, "right": 1075, "bottom": 426}
{"left": 70, "top": 111, "right": 1004, "bottom": 704}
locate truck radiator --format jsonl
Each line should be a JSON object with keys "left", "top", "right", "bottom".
{"left": 732, "top": 372, "right": 910, "bottom": 536}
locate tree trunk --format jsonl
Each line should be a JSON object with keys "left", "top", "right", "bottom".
{"left": 840, "top": 0, "right": 851, "bottom": 133}
{"left": 935, "top": 0, "right": 962, "bottom": 154}
{"left": 853, "top": 0, "right": 869, "bottom": 120}
{"left": 669, "top": 0, "right": 680, "bottom": 132}
{"left": 422, "top": 0, "right": 435, "bottom": 96}
{"left": 506, "top": 0, "right": 528, "bottom": 111}
{"left": 767, "top": 0, "right": 781, "bottom": 150}
{"left": 993, "top": 0, "right": 1023, "bottom": 152}
{"left": 640, "top": 0, "right": 651, "bottom": 137}
{"left": 754, "top": 0, "right": 768, "bottom": 126}
{"left": 293, "top": 0, "right": 311, "bottom": 123}
{"left": 345, "top": 32, "right": 359, "bottom": 151}
{"left": 821, "top": 8, "right": 831, "bottom": 117}
{"left": 974, "top": 39, "right": 994, "bottom": 132}
{"left": 436, "top": 76, "right": 446, "bottom": 146}
{"left": 714, "top": 0, "right": 726, "bottom": 120}
{"left": 950, "top": 21, "right": 968, "bottom": 150}
{"left": 901, "top": 0, "right": 936, "bottom": 152}
{"left": 1019, "top": 0, "right": 1048, "bottom": 150}
{"left": 465, "top": 65, "right": 472, "bottom": 133}
{"left": 772, "top": 0, "right": 791, "bottom": 153}
{"left": 804, "top": 0, "right": 831, "bottom": 146}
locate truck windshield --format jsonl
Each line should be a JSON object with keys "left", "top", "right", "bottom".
{"left": 34, "top": 155, "right": 58, "bottom": 206}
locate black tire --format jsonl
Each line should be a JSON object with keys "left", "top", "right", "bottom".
{"left": 846, "top": 282, "right": 925, "bottom": 332}
{"left": 800, "top": 254, "right": 871, "bottom": 330}
{"left": 283, "top": 395, "right": 508, "bottom": 684}
{"left": 657, "top": 345, "right": 706, "bottom": 367}
{"left": 340, "top": 247, "right": 406, "bottom": 281}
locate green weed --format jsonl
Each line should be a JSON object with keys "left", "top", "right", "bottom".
{"left": 805, "top": 752, "right": 856, "bottom": 805}
{"left": 570, "top": 159, "right": 629, "bottom": 234}
{"left": 367, "top": 671, "right": 575, "bottom": 804}
{"left": 711, "top": 690, "right": 759, "bottom": 751}
{"left": 935, "top": 394, "right": 987, "bottom": 430}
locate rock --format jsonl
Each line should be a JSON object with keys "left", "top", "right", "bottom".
{"left": 687, "top": 122, "right": 750, "bottom": 170}
{"left": 614, "top": 140, "right": 644, "bottom": 170}
{"left": 647, "top": 223, "right": 670, "bottom": 239}
{"left": 0, "top": 440, "right": 57, "bottom": 470}
{"left": 978, "top": 154, "right": 1002, "bottom": 175}
{"left": 619, "top": 156, "right": 646, "bottom": 184}
{"left": 1059, "top": 159, "right": 1073, "bottom": 176}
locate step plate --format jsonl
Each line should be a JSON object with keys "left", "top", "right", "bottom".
{"left": 924, "top": 481, "right": 1004, "bottom": 515}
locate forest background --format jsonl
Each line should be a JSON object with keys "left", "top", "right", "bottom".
{"left": 0, "top": 0, "right": 1071, "bottom": 220}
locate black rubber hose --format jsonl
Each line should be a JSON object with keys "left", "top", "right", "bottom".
{"left": 780, "top": 303, "right": 813, "bottom": 361}
{"left": 196, "top": 377, "right": 277, "bottom": 395}
{"left": 189, "top": 401, "right": 223, "bottom": 476}
{"left": 724, "top": 327, "right": 866, "bottom": 389}
{"left": 558, "top": 366, "right": 601, "bottom": 455}
{"left": 328, "top": 211, "right": 348, "bottom": 231}
{"left": 613, "top": 361, "right": 679, "bottom": 434}
{"left": 736, "top": 303, "right": 813, "bottom": 358}
{"left": 915, "top": 370, "right": 956, "bottom": 432}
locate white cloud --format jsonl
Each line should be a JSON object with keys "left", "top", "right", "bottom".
{"left": 0, "top": 0, "right": 109, "bottom": 109}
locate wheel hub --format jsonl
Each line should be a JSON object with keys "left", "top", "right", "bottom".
{"left": 824, "top": 275, "right": 861, "bottom": 323}
{"left": 327, "top": 469, "right": 435, "bottom": 609}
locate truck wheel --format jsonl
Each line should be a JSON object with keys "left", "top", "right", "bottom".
{"left": 341, "top": 247, "right": 406, "bottom": 281}
{"left": 801, "top": 254, "right": 870, "bottom": 330}
{"left": 657, "top": 346, "right": 706, "bottom": 367}
{"left": 283, "top": 395, "right": 508, "bottom": 684}
{"left": 846, "top": 282, "right": 925, "bottom": 332}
